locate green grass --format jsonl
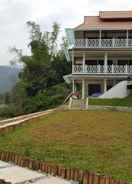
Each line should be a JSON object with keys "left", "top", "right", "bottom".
{"left": 0, "top": 110, "right": 132, "bottom": 181}
{"left": 89, "top": 94, "right": 132, "bottom": 107}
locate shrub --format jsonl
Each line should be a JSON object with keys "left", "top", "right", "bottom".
{"left": 0, "top": 104, "right": 19, "bottom": 118}
{"left": 23, "top": 83, "right": 71, "bottom": 114}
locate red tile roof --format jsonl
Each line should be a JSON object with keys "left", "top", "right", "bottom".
{"left": 74, "top": 11, "right": 132, "bottom": 31}
{"left": 100, "top": 11, "right": 132, "bottom": 19}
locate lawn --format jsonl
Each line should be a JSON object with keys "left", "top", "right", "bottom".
{"left": 0, "top": 110, "right": 132, "bottom": 181}
{"left": 89, "top": 94, "right": 132, "bottom": 107}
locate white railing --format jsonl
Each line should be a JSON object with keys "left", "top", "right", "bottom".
{"left": 72, "top": 65, "right": 132, "bottom": 74}
{"left": 75, "top": 39, "right": 132, "bottom": 48}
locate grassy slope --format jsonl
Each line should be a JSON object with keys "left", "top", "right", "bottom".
{"left": 89, "top": 94, "right": 132, "bottom": 107}
{"left": 0, "top": 110, "right": 132, "bottom": 181}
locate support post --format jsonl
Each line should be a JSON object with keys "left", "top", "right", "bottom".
{"left": 68, "top": 97, "right": 72, "bottom": 109}
{"left": 83, "top": 52, "right": 85, "bottom": 73}
{"left": 72, "top": 50, "right": 74, "bottom": 73}
{"left": 126, "top": 30, "right": 129, "bottom": 47}
{"left": 104, "top": 79, "right": 107, "bottom": 93}
{"left": 104, "top": 52, "right": 108, "bottom": 73}
{"left": 86, "top": 97, "right": 89, "bottom": 110}
{"left": 99, "top": 30, "right": 102, "bottom": 47}
{"left": 82, "top": 79, "right": 85, "bottom": 99}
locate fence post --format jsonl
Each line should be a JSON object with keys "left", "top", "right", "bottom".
{"left": 86, "top": 97, "right": 89, "bottom": 110}
{"left": 68, "top": 97, "right": 72, "bottom": 109}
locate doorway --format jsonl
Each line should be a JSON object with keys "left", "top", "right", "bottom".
{"left": 88, "top": 84, "right": 101, "bottom": 96}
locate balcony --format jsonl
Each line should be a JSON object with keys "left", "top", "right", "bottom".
{"left": 75, "top": 39, "right": 132, "bottom": 48}
{"left": 72, "top": 65, "right": 132, "bottom": 74}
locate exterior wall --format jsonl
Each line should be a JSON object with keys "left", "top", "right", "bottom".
{"left": 99, "top": 81, "right": 129, "bottom": 99}
{"left": 75, "top": 30, "right": 132, "bottom": 40}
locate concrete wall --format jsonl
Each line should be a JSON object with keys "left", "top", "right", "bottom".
{"left": 99, "top": 81, "right": 129, "bottom": 99}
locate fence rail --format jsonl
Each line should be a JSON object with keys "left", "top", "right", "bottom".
{"left": 72, "top": 65, "right": 132, "bottom": 74}
{"left": 75, "top": 39, "right": 132, "bottom": 48}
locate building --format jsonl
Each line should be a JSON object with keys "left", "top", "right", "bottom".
{"left": 64, "top": 11, "right": 132, "bottom": 99}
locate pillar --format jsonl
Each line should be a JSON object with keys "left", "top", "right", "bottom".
{"left": 104, "top": 79, "right": 107, "bottom": 93}
{"left": 82, "top": 79, "right": 85, "bottom": 99}
{"left": 99, "top": 30, "right": 102, "bottom": 47}
{"left": 72, "top": 50, "right": 74, "bottom": 73}
{"left": 83, "top": 52, "right": 85, "bottom": 73}
{"left": 126, "top": 30, "right": 129, "bottom": 46}
{"left": 104, "top": 52, "right": 108, "bottom": 73}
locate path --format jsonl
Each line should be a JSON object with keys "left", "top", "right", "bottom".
{"left": 0, "top": 161, "right": 77, "bottom": 184}
{"left": 0, "top": 109, "right": 56, "bottom": 128}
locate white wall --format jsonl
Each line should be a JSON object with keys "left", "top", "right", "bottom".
{"left": 99, "top": 81, "right": 129, "bottom": 99}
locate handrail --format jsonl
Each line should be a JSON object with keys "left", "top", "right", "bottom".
{"left": 73, "top": 64, "right": 132, "bottom": 74}
{"left": 63, "top": 92, "right": 73, "bottom": 104}
{"left": 75, "top": 38, "right": 132, "bottom": 48}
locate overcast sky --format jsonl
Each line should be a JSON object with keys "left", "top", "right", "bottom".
{"left": 0, "top": 0, "right": 132, "bottom": 65}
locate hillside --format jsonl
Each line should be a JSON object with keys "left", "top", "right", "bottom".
{"left": 0, "top": 66, "right": 20, "bottom": 94}
{"left": 0, "top": 110, "right": 132, "bottom": 181}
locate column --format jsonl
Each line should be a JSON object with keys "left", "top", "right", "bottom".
{"left": 83, "top": 52, "right": 85, "bottom": 73}
{"left": 72, "top": 50, "right": 74, "bottom": 73}
{"left": 82, "top": 79, "right": 85, "bottom": 99}
{"left": 104, "top": 79, "right": 107, "bottom": 93}
{"left": 126, "top": 30, "right": 129, "bottom": 47}
{"left": 99, "top": 30, "right": 102, "bottom": 47}
{"left": 87, "top": 83, "right": 89, "bottom": 97}
{"left": 104, "top": 52, "right": 108, "bottom": 73}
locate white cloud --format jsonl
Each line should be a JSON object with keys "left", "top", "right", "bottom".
{"left": 0, "top": 0, "right": 132, "bottom": 65}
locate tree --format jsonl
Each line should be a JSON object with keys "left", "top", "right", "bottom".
{"left": 6, "top": 21, "right": 71, "bottom": 115}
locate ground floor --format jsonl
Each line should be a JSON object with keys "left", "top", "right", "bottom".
{"left": 71, "top": 75, "right": 130, "bottom": 99}
{"left": 73, "top": 78, "right": 113, "bottom": 98}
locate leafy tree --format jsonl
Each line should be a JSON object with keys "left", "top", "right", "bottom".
{"left": 2, "top": 21, "right": 71, "bottom": 117}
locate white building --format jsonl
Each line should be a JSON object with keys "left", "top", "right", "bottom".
{"left": 64, "top": 11, "right": 132, "bottom": 99}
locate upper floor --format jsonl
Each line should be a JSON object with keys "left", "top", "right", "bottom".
{"left": 66, "top": 11, "right": 132, "bottom": 50}
{"left": 72, "top": 51, "right": 132, "bottom": 75}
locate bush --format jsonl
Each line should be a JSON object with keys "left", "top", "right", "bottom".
{"left": 0, "top": 104, "right": 19, "bottom": 118}
{"left": 0, "top": 83, "right": 71, "bottom": 118}
{"left": 23, "top": 83, "right": 71, "bottom": 114}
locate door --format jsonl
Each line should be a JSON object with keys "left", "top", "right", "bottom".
{"left": 88, "top": 84, "right": 101, "bottom": 96}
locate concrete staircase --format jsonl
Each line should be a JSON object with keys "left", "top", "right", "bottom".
{"left": 68, "top": 98, "right": 88, "bottom": 110}
{"left": 99, "top": 81, "right": 129, "bottom": 99}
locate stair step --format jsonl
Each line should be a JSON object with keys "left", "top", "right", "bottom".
{"left": 69, "top": 99, "right": 87, "bottom": 110}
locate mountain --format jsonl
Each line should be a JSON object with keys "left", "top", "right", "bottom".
{"left": 0, "top": 66, "right": 20, "bottom": 94}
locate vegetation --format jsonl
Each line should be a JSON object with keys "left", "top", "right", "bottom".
{"left": 0, "top": 21, "right": 71, "bottom": 118}
{"left": 0, "top": 110, "right": 132, "bottom": 181}
{"left": 0, "top": 66, "right": 20, "bottom": 94}
{"left": 89, "top": 94, "right": 132, "bottom": 107}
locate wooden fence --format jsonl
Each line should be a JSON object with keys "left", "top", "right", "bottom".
{"left": 0, "top": 151, "right": 128, "bottom": 184}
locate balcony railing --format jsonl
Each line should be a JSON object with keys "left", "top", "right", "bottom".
{"left": 73, "top": 65, "right": 132, "bottom": 74}
{"left": 75, "top": 39, "right": 132, "bottom": 48}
